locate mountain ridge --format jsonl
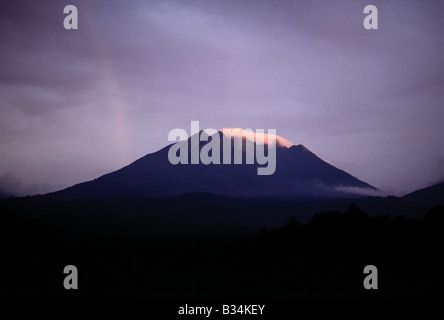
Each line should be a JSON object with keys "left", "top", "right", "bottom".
{"left": 402, "top": 181, "right": 444, "bottom": 206}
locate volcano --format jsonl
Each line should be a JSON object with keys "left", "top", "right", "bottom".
{"left": 49, "top": 129, "right": 377, "bottom": 199}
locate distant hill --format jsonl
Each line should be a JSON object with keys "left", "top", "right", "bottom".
{"left": 48, "top": 130, "right": 377, "bottom": 199}
{"left": 403, "top": 181, "right": 444, "bottom": 206}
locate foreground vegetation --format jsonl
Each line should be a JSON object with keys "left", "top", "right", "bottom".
{"left": 0, "top": 202, "right": 443, "bottom": 299}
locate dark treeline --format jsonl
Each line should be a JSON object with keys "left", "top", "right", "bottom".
{"left": 0, "top": 203, "right": 443, "bottom": 299}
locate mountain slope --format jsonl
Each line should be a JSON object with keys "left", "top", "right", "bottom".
{"left": 402, "top": 181, "right": 444, "bottom": 206}
{"left": 49, "top": 130, "right": 377, "bottom": 199}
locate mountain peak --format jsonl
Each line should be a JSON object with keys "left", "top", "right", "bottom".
{"left": 290, "top": 144, "right": 310, "bottom": 151}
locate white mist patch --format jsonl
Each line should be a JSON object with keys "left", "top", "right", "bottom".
{"left": 219, "top": 128, "right": 294, "bottom": 148}
{"left": 335, "top": 186, "right": 385, "bottom": 197}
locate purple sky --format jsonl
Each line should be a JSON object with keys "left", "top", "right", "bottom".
{"left": 0, "top": 0, "right": 443, "bottom": 196}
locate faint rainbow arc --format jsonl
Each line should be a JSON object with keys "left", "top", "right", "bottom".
{"left": 82, "top": 3, "right": 132, "bottom": 165}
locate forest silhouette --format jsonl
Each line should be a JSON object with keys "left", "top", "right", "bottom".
{"left": 0, "top": 199, "right": 442, "bottom": 299}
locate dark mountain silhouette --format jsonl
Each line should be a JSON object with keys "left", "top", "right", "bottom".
{"left": 48, "top": 130, "right": 377, "bottom": 199}
{"left": 403, "top": 181, "right": 444, "bottom": 206}
{"left": 1, "top": 130, "right": 441, "bottom": 299}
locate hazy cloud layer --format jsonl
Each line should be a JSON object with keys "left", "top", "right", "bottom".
{"left": 0, "top": 0, "right": 443, "bottom": 196}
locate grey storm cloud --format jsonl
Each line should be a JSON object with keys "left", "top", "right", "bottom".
{"left": 0, "top": 0, "right": 443, "bottom": 196}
